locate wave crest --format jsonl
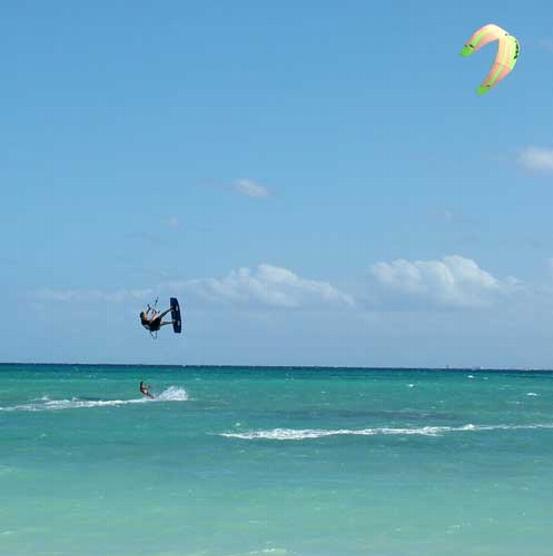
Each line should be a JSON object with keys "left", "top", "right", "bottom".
{"left": 220, "top": 423, "right": 553, "bottom": 441}
{"left": 0, "top": 386, "right": 188, "bottom": 412}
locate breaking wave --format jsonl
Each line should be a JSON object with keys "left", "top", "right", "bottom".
{"left": 220, "top": 423, "right": 553, "bottom": 441}
{"left": 0, "top": 387, "right": 188, "bottom": 412}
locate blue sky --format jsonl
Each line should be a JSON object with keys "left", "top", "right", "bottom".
{"left": 2, "top": 1, "right": 553, "bottom": 367}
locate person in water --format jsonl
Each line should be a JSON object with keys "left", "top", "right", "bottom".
{"left": 139, "top": 304, "right": 174, "bottom": 333}
{"left": 139, "top": 381, "right": 154, "bottom": 399}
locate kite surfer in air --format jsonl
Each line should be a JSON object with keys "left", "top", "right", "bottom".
{"left": 139, "top": 381, "right": 154, "bottom": 399}
{"left": 139, "top": 301, "right": 175, "bottom": 337}
{"left": 139, "top": 297, "right": 182, "bottom": 338}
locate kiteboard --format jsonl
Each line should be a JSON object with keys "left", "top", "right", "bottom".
{"left": 170, "top": 297, "right": 182, "bottom": 334}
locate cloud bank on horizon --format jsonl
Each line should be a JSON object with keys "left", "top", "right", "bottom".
{"left": 32, "top": 255, "right": 527, "bottom": 312}
{"left": 369, "top": 255, "right": 519, "bottom": 309}
{"left": 26, "top": 254, "right": 553, "bottom": 367}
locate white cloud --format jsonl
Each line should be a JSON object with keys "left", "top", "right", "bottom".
{"left": 31, "top": 265, "right": 353, "bottom": 310}
{"left": 233, "top": 179, "right": 271, "bottom": 198}
{"left": 518, "top": 147, "right": 553, "bottom": 173}
{"left": 34, "top": 288, "right": 153, "bottom": 303}
{"left": 369, "top": 255, "right": 519, "bottom": 308}
{"left": 180, "top": 264, "right": 353, "bottom": 309}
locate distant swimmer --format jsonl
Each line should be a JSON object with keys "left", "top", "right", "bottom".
{"left": 139, "top": 381, "right": 154, "bottom": 399}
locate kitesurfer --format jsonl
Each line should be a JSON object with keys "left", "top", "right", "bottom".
{"left": 139, "top": 304, "right": 174, "bottom": 333}
{"left": 139, "top": 381, "right": 154, "bottom": 399}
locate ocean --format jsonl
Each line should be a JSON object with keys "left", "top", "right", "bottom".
{"left": 1, "top": 364, "right": 553, "bottom": 556}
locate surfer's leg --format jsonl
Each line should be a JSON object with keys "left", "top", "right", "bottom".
{"left": 159, "top": 308, "right": 173, "bottom": 319}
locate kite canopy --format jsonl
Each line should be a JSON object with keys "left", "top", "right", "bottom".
{"left": 460, "top": 23, "right": 520, "bottom": 95}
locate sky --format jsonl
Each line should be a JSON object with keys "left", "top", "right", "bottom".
{"left": 1, "top": 1, "right": 553, "bottom": 367}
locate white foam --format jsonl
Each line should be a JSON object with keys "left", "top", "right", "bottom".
{"left": 527, "top": 392, "right": 539, "bottom": 397}
{"left": 154, "top": 386, "right": 189, "bottom": 401}
{"left": 0, "top": 386, "right": 188, "bottom": 412}
{"left": 220, "top": 423, "right": 553, "bottom": 441}
{"left": 247, "top": 549, "right": 288, "bottom": 556}
{"left": 0, "top": 397, "right": 148, "bottom": 412}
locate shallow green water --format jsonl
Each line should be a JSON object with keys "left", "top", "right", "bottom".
{"left": 2, "top": 365, "right": 553, "bottom": 555}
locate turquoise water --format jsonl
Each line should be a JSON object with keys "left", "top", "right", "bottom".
{"left": 2, "top": 365, "right": 553, "bottom": 556}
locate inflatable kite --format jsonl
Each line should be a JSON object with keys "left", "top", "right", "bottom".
{"left": 460, "top": 23, "right": 520, "bottom": 95}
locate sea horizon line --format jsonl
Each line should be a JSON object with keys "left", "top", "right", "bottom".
{"left": 1, "top": 362, "right": 552, "bottom": 373}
